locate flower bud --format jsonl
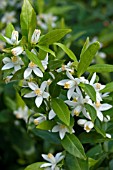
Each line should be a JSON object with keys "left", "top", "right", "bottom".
{"left": 11, "top": 46, "right": 24, "bottom": 56}
{"left": 11, "top": 30, "right": 19, "bottom": 45}
{"left": 31, "top": 29, "right": 41, "bottom": 44}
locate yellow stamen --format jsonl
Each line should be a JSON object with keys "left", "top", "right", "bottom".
{"left": 95, "top": 102, "right": 101, "bottom": 108}
{"left": 48, "top": 153, "right": 53, "bottom": 158}
{"left": 64, "top": 82, "right": 70, "bottom": 89}
{"left": 11, "top": 56, "right": 18, "bottom": 63}
{"left": 29, "top": 61, "right": 36, "bottom": 68}
{"left": 34, "top": 119, "right": 39, "bottom": 125}
{"left": 74, "top": 110, "right": 79, "bottom": 116}
{"left": 96, "top": 83, "right": 101, "bottom": 89}
{"left": 60, "top": 124, "right": 66, "bottom": 129}
{"left": 85, "top": 125, "right": 90, "bottom": 131}
{"left": 35, "top": 89, "right": 41, "bottom": 96}
{"left": 72, "top": 98, "right": 77, "bottom": 102}
{"left": 61, "top": 65, "right": 66, "bottom": 71}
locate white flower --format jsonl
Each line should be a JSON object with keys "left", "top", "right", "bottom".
{"left": 24, "top": 61, "right": 43, "bottom": 79}
{"left": 13, "top": 106, "right": 29, "bottom": 123}
{"left": 3, "top": 30, "right": 20, "bottom": 45}
{"left": 106, "top": 133, "right": 111, "bottom": 139}
{"left": 103, "top": 115, "right": 110, "bottom": 122}
{"left": 11, "top": 46, "right": 24, "bottom": 56}
{"left": 31, "top": 29, "right": 41, "bottom": 44}
{"left": 24, "top": 81, "right": 49, "bottom": 108}
{"left": 57, "top": 62, "right": 74, "bottom": 74}
{"left": 40, "top": 152, "right": 64, "bottom": 170}
{"left": 89, "top": 73, "right": 105, "bottom": 102}
{"left": 1, "top": 11, "right": 17, "bottom": 24}
{"left": 48, "top": 110, "right": 56, "bottom": 120}
{"left": 2, "top": 56, "right": 24, "bottom": 72}
{"left": 65, "top": 86, "right": 91, "bottom": 119}
{"left": 77, "top": 119, "right": 94, "bottom": 133}
{"left": 34, "top": 113, "right": 46, "bottom": 125}
{"left": 52, "top": 123, "right": 75, "bottom": 140}
{"left": 91, "top": 102, "right": 112, "bottom": 121}
{"left": 57, "top": 71, "right": 83, "bottom": 99}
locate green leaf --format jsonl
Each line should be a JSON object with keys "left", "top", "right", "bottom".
{"left": 51, "top": 98, "right": 70, "bottom": 126}
{"left": 100, "top": 82, "right": 113, "bottom": 93}
{"left": 85, "top": 103, "right": 97, "bottom": 122}
{"left": 87, "top": 64, "right": 113, "bottom": 73}
{"left": 38, "top": 29, "right": 71, "bottom": 45}
{"left": 20, "top": 0, "right": 36, "bottom": 42}
{"left": 25, "top": 49, "right": 44, "bottom": 72}
{"left": 36, "top": 120, "right": 55, "bottom": 130}
{"left": 54, "top": 42, "right": 78, "bottom": 62}
{"left": 24, "top": 162, "right": 44, "bottom": 170}
{"left": 48, "top": 60, "right": 64, "bottom": 70}
{"left": 62, "top": 134, "right": 86, "bottom": 160}
{"left": 37, "top": 44, "right": 56, "bottom": 57}
{"left": 80, "top": 37, "right": 89, "bottom": 58}
{"left": 83, "top": 84, "right": 96, "bottom": 102}
{"left": 5, "top": 23, "right": 14, "bottom": 38}
{"left": 65, "top": 153, "right": 88, "bottom": 170}
{"left": 0, "top": 34, "right": 7, "bottom": 42}
{"left": 49, "top": 81, "right": 61, "bottom": 98}
{"left": 77, "top": 41, "right": 100, "bottom": 77}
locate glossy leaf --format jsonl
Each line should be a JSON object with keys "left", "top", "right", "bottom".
{"left": 38, "top": 29, "right": 71, "bottom": 45}
{"left": 48, "top": 60, "right": 64, "bottom": 70}
{"left": 87, "top": 64, "right": 113, "bottom": 73}
{"left": 77, "top": 41, "right": 100, "bottom": 77}
{"left": 61, "top": 134, "right": 86, "bottom": 160}
{"left": 25, "top": 49, "right": 44, "bottom": 72}
{"left": 51, "top": 98, "right": 70, "bottom": 126}
{"left": 85, "top": 103, "right": 97, "bottom": 122}
{"left": 24, "top": 162, "right": 44, "bottom": 170}
{"left": 36, "top": 120, "right": 55, "bottom": 130}
{"left": 37, "top": 44, "right": 56, "bottom": 57}
{"left": 83, "top": 84, "right": 96, "bottom": 102}
{"left": 100, "top": 82, "right": 113, "bottom": 93}
{"left": 54, "top": 42, "right": 78, "bottom": 62}
{"left": 5, "top": 23, "right": 15, "bottom": 38}
{"left": 20, "top": 0, "right": 36, "bottom": 42}
{"left": 80, "top": 37, "right": 89, "bottom": 58}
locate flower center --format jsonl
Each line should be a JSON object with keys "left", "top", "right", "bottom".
{"left": 48, "top": 153, "right": 53, "bottom": 159}
{"left": 34, "top": 119, "right": 39, "bottom": 125}
{"left": 64, "top": 82, "right": 70, "bottom": 89}
{"left": 73, "top": 98, "right": 78, "bottom": 102}
{"left": 74, "top": 110, "right": 79, "bottom": 116}
{"left": 96, "top": 83, "right": 101, "bottom": 89}
{"left": 35, "top": 89, "right": 41, "bottom": 96}
{"left": 85, "top": 125, "right": 91, "bottom": 131}
{"left": 95, "top": 102, "right": 101, "bottom": 108}
{"left": 61, "top": 65, "right": 66, "bottom": 71}
{"left": 60, "top": 124, "right": 66, "bottom": 129}
{"left": 11, "top": 56, "right": 18, "bottom": 63}
{"left": 29, "top": 61, "right": 36, "bottom": 68}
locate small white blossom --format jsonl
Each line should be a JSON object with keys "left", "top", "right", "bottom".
{"left": 24, "top": 81, "right": 49, "bottom": 108}
{"left": 2, "top": 56, "right": 24, "bottom": 72}
{"left": 40, "top": 152, "right": 64, "bottom": 170}
{"left": 77, "top": 119, "right": 94, "bottom": 133}
{"left": 11, "top": 46, "right": 24, "bottom": 56}
{"left": 13, "top": 106, "right": 29, "bottom": 123}
{"left": 57, "top": 62, "right": 74, "bottom": 74}
{"left": 31, "top": 29, "right": 41, "bottom": 44}
{"left": 106, "top": 133, "right": 111, "bottom": 139}
{"left": 24, "top": 61, "right": 43, "bottom": 79}
{"left": 3, "top": 30, "right": 20, "bottom": 45}
{"left": 1, "top": 11, "right": 17, "bottom": 24}
{"left": 52, "top": 123, "right": 75, "bottom": 139}
{"left": 48, "top": 110, "right": 56, "bottom": 120}
{"left": 34, "top": 113, "right": 46, "bottom": 125}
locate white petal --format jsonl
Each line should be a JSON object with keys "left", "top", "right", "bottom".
{"left": 99, "top": 104, "right": 112, "bottom": 111}
{"left": 24, "top": 91, "right": 36, "bottom": 98}
{"left": 43, "top": 92, "right": 49, "bottom": 98}
{"left": 35, "top": 96, "right": 43, "bottom": 108}
{"left": 2, "top": 63, "right": 14, "bottom": 70}
{"left": 90, "top": 72, "right": 96, "bottom": 85}
{"left": 49, "top": 110, "right": 56, "bottom": 120}
{"left": 28, "top": 82, "right": 38, "bottom": 90}
{"left": 57, "top": 79, "right": 69, "bottom": 86}
{"left": 41, "top": 81, "right": 47, "bottom": 91}
{"left": 24, "top": 68, "right": 32, "bottom": 79}
{"left": 97, "top": 110, "right": 103, "bottom": 121}
{"left": 2, "top": 57, "right": 11, "bottom": 64}
{"left": 77, "top": 119, "right": 87, "bottom": 126}
{"left": 65, "top": 100, "right": 77, "bottom": 107}
{"left": 67, "top": 86, "right": 75, "bottom": 99}
{"left": 66, "top": 71, "right": 74, "bottom": 80}
{"left": 52, "top": 125, "right": 60, "bottom": 132}
{"left": 33, "top": 67, "right": 43, "bottom": 77}
{"left": 14, "top": 65, "right": 21, "bottom": 72}
{"left": 40, "top": 163, "right": 52, "bottom": 168}
{"left": 55, "top": 153, "right": 64, "bottom": 163}
{"left": 4, "top": 36, "right": 13, "bottom": 44}
{"left": 59, "top": 130, "right": 66, "bottom": 139}
{"left": 106, "top": 133, "right": 111, "bottom": 138}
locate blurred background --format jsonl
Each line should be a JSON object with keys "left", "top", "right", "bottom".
{"left": 0, "top": 0, "right": 113, "bottom": 169}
